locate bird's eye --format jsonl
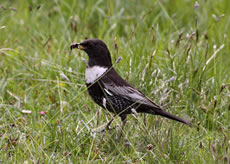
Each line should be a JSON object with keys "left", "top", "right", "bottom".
{"left": 87, "top": 44, "right": 93, "bottom": 49}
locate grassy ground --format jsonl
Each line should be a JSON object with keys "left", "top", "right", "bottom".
{"left": 0, "top": 0, "right": 230, "bottom": 163}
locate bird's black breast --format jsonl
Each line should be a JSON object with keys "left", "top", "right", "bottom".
{"left": 86, "top": 82, "right": 104, "bottom": 108}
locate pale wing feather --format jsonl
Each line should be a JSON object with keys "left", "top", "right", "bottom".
{"left": 102, "top": 81, "right": 160, "bottom": 109}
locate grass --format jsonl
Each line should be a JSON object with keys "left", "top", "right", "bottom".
{"left": 0, "top": 0, "right": 230, "bottom": 163}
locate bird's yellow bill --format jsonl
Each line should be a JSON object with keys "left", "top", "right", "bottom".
{"left": 78, "top": 44, "right": 85, "bottom": 50}
{"left": 70, "top": 43, "right": 85, "bottom": 50}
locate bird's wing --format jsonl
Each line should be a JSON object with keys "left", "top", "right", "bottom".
{"left": 100, "top": 68, "right": 161, "bottom": 109}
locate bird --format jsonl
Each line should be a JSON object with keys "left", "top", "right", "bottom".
{"left": 70, "top": 39, "right": 191, "bottom": 129}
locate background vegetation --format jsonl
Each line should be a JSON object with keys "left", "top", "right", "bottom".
{"left": 0, "top": 0, "right": 230, "bottom": 163}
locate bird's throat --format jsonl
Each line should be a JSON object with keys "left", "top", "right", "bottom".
{"left": 85, "top": 66, "right": 108, "bottom": 84}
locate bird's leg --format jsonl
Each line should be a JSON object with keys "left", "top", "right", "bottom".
{"left": 121, "top": 116, "right": 127, "bottom": 130}
{"left": 119, "top": 115, "right": 127, "bottom": 137}
{"left": 106, "top": 114, "right": 116, "bottom": 130}
{"left": 144, "top": 114, "right": 147, "bottom": 126}
{"left": 93, "top": 114, "right": 116, "bottom": 133}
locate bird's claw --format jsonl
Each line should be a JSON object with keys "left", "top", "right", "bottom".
{"left": 92, "top": 123, "right": 115, "bottom": 133}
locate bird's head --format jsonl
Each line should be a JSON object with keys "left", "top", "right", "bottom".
{"left": 71, "top": 39, "right": 112, "bottom": 67}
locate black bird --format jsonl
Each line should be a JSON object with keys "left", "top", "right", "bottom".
{"left": 71, "top": 39, "right": 191, "bottom": 128}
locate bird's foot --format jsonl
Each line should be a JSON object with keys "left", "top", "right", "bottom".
{"left": 93, "top": 115, "right": 117, "bottom": 133}
{"left": 92, "top": 123, "right": 116, "bottom": 133}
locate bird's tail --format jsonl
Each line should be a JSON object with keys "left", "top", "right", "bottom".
{"left": 155, "top": 109, "right": 192, "bottom": 127}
